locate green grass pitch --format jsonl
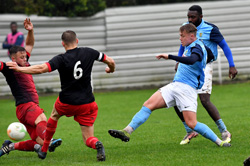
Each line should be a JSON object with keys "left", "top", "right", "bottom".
{"left": 0, "top": 82, "right": 250, "bottom": 166}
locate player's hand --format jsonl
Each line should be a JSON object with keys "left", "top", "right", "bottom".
{"left": 175, "top": 62, "right": 179, "bottom": 72}
{"left": 23, "top": 18, "right": 33, "bottom": 31}
{"left": 156, "top": 54, "right": 169, "bottom": 60}
{"left": 105, "top": 67, "right": 114, "bottom": 73}
{"left": 229, "top": 66, "right": 238, "bottom": 79}
{"left": 6, "top": 62, "right": 20, "bottom": 71}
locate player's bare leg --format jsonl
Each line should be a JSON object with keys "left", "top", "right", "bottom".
{"left": 33, "top": 113, "right": 47, "bottom": 146}
{"left": 37, "top": 107, "right": 61, "bottom": 159}
{"left": 81, "top": 125, "right": 105, "bottom": 161}
{"left": 174, "top": 106, "right": 198, "bottom": 145}
{"left": 0, "top": 139, "right": 39, "bottom": 157}
{"left": 34, "top": 111, "right": 62, "bottom": 153}
{"left": 109, "top": 91, "right": 166, "bottom": 142}
{"left": 182, "top": 111, "right": 230, "bottom": 147}
{"left": 199, "top": 93, "right": 231, "bottom": 142}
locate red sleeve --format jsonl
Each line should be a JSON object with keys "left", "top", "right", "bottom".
{"left": 26, "top": 51, "right": 31, "bottom": 58}
{"left": 102, "top": 54, "right": 107, "bottom": 62}
{"left": 46, "top": 62, "right": 52, "bottom": 72}
{"left": 0, "top": 61, "right": 4, "bottom": 71}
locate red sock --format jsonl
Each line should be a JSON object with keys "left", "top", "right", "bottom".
{"left": 14, "top": 140, "right": 37, "bottom": 151}
{"left": 86, "top": 137, "right": 99, "bottom": 149}
{"left": 36, "top": 121, "right": 47, "bottom": 140}
{"left": 41, "top": 118, "right": 57, "bottom": 153}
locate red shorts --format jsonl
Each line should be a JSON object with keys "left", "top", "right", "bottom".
{"left": 54, "top": 97, "right": 98, "bottom": 126}
{"left": 16, "top": 102, "right": 44, "bottom": 140}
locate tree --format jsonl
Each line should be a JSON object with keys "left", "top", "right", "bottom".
{"left": 0, "top": 0, "right": 106, "bottom": 17}
{"left": 37, "top": 0, "right": 106, "bottom": 17}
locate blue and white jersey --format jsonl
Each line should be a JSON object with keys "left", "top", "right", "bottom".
{"left": 174, "top": 39, "right": 207, "bottom": 89}
{"left": 184, "top": 20, "right": 224, "bottom": 60}
{"left": 196, "top": 19, "right": 224, "bottom": 60}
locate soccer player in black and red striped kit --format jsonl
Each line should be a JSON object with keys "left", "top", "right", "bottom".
{"left": 7, "top": 30, "right": 115, "bottom": 161}
{"left": 0, "top": 19, "right": 62, "bottom": 157}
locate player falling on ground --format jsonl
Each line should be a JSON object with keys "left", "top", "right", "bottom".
{"left": 7, "top": 30, "right": 115, "bottom": 161}
{"left": 174, "top": 5, "right": 238, "bottom": 145}
{"left": 108, "top": 24, "right": 231, "bottom": 147}
{"left": 0, "top": 18, "right": 62, "bottom": 158}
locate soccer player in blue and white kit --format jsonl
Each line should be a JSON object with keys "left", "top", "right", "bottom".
{"left": 174, "top": 5, "right": 238, "bottom": 145}
{"left": 7, "top": 30, "right": 115, "bottom": 161}
{"left": 108, "top": 23, "right": 230, "bottom": 147}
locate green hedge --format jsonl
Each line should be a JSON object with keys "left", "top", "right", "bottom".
{"left": 0, "top": 0, "right": 217, "bottom": 17}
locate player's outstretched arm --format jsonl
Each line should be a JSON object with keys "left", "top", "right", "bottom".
{"left": 6, "top": 62, "right": 49, "bottom": 74}
{"left": 103, "top": 55, "right": 115, "bottom": 73}
{"left": 23, "top": 18, "right": 34, "bottom": 54}
{"left": 156, "top": 54, "right": 169, "bottom": 60}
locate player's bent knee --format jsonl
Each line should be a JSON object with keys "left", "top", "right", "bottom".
{"left": 199, "top": 94, "right": 211, "bottom": 104}
{"left": 51, "top": 108, "right": 61, "bottom": 120}
{"left": 35, "top": 113, "right": 47, "bottom": 125}
{"left": 185, "top": 121, "right": 197, "bottom": 129}
{"left": 36, "top": 136, "right": 44, "bottom": 145}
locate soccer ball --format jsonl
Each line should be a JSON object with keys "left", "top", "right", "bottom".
{"left": 7, "top": 122, "right": 27, "bottom": 141}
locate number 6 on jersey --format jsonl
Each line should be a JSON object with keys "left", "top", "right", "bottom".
{"left": 74, "top": 61, "right": 83, "bottom": 79}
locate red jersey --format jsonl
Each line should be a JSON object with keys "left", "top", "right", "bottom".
{"left": 0, "top": 52, "right": 39, "bottom": 106}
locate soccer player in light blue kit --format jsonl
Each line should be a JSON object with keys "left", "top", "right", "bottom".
{"left": 174, "top": 5, "right": 238, "bottom": 145}
{"left": 109, "top": 23, "right": 231, "bottom": 147}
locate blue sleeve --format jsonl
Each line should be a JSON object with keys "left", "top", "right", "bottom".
{"left": 178, "top": 44, "right": 184, "bottom": 57}
{"left": 210, "top": 26, "right": 224, "bottom": 44}
{"left": 14, "top": 35, "right": 24, "bottom": 46}
{"left": 2, "top": 37, "right": 12, "bottom": 49}
{"left": 218, "top": 39, "right": 235, "bottom": 67}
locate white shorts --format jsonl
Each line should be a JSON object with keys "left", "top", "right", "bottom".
{"left": 159, "top": 82, "right": 198, "bottom": 112}
{"left": 197, "top": 62, "right": 213, "bottom": 94}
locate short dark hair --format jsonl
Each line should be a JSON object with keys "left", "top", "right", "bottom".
{"left": 179, "top": 23, "right": 197, "bottom": 35}
{"left": 189, "top": 5, "right": 202, "bottom": 15}
{"left": 10, "top": 21, "right": 17, "bottom": 26}
{"left": 9, "top": 46, "right": 26, "bottom": 56}
{"left": 61, "top": 30, "right": 77, "bottom": 45}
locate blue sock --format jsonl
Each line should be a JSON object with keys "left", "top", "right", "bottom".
{"left": 215, "top": 119, "right": 227, "bottom": 133}
{"left": 128, "top": 106, "right": 152, "bottom": 130}
{"left": 183, "top": 122, "right": 193, "bottom": 133}
{"left": 194, "top": 122, "right": 218, "bottom": 142}
{"left": 0, "top": 150, "right": 4, "bottom": 156}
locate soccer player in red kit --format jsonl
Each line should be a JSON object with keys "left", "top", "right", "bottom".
{"left": 0, "top": 19, "right": 62, "bottom": 157}
{"left": 7, "top": 30, "right": 115, "bottom": 161}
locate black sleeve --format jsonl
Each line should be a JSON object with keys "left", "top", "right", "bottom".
{"left": 205, "top": 46, "right": 215, "bottom": 63}
{"left": 48, "top": 54, "right": 64, "bottom": 71}
{"left": 168, "top": 53, "right": 201, "bottom": 65}
{"left": 85, "top": 47, "right": 104, "bottom": 61}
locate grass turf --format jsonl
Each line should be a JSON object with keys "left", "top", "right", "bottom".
{"left": 0, "top": 82, "right": 249, "bottom": 166}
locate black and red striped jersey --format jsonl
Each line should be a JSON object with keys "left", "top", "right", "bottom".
{"left": 46, "top": 47, "right": 106, "bottom": 105}
{"left": 0, "top": 52, "right": 39, "bottom": 106}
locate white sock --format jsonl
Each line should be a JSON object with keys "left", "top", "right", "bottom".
{"left": 215, "top": 138, "right": 222, "bottom": 146}
{"left": 124, "top": 125, "right": 134, "bottom": 134}
{"left": 9, "top": 143, "right": 15, "bottom": 151}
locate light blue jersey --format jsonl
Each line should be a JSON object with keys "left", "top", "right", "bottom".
{"left": 183, "top": 20, "right": 224, "bottom": 60}
{"left": 174, "top": 39, "right": 207, "bottom": 89}
{"left": 196, "top": 19, "right": 224, "bottom": 60}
